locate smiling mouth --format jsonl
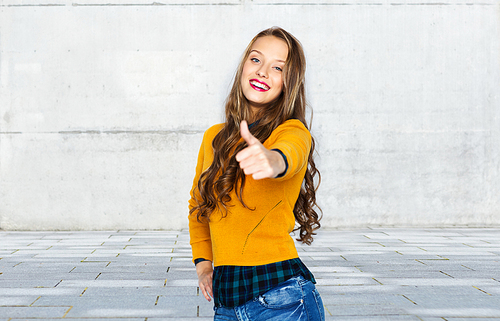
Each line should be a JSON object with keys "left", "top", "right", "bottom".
{"left": 250, "top": 79, "right": 270, "bottom": 91}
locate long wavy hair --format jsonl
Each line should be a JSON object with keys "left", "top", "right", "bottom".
{"left": 190, "top": 27, "right": 321, "bottom": 245}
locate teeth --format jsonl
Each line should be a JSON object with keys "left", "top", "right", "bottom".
{"left": 251, "top": 80, "right": 269, "bottom": 90}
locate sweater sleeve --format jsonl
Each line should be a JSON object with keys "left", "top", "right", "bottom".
{"left": 188, "top": 130, "right": 213, "bottom": 264}
{"left": 268, "top": 120, "right": 312, "bottom": 181}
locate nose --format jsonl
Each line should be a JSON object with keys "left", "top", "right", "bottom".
{"left": 256, "top": 67, "right": 268, "bottom": 78}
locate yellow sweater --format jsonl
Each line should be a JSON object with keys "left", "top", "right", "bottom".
{"left": 188, "top": 119, "right": 311, "bottom": 267}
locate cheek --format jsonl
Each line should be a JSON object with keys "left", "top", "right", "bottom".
{"left": 275, "top": 76, "right": 284, "bottom": 93}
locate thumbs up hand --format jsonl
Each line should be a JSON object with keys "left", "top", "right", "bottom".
{"left": 235, "top": 120, "right": 286, "bottom": 180}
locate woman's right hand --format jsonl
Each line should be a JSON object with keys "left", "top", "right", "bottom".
{"left": 196, "top": 260, "right": 214, "bottom": 302}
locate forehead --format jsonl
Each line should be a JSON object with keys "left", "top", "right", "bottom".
{"left": 250, "top": 36, "right": 288, "bottom": 61}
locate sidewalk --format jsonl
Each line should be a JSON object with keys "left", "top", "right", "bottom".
{"left": 1, "top": 228, "right": 499, "bottom": 320}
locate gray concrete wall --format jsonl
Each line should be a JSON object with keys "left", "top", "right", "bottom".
{"left": 1, "top": 0, "right": 499, "bottom": 230}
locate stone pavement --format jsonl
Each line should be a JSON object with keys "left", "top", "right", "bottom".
{"left": 0, "top": 228, "right": 499, "bottom": 320}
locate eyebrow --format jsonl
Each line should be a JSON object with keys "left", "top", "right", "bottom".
{"left": 250, "top": 49, "right": 286, "bottom": 63}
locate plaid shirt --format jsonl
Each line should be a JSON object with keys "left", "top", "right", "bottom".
{"left": 199, "top": 258, "right": 315, "bottom": 308}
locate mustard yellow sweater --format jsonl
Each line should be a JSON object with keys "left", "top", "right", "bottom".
{"left": 188, "top": 119, "right": 311, "bottom": 267}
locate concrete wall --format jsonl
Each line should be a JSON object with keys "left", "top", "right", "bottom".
{"left": 1, "top": 0, "right": 499, "bottom": 230}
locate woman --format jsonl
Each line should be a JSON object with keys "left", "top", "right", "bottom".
{"left": 188, "top": 26, "right": 324, "bottom": 320}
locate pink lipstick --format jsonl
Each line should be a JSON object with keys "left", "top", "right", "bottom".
{"left": 249, "top": 79, "right": 270, "bottom": 92}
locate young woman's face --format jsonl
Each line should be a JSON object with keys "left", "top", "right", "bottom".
{"left": 241, "top": 36, "right": 288, "bottom": 115}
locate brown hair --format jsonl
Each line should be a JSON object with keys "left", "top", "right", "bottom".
{"left": 190, "top": 27, "right": 321, "bottom": 245}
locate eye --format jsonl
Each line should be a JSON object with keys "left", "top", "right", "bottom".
{"left": 251, "top": 57, "right": 260, "bottom": 63}
{"left": 274, "top": 66, "right": 283, "bottom": 72}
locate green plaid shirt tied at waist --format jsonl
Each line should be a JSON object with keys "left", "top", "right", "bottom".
{"left": 195, "top": 258, "right": 316, "bottom": 308}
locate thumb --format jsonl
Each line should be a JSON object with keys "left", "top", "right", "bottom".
{"left": 240, "top": 120, "right": 258, "bottom": 146}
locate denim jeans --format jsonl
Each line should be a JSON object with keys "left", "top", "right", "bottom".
{"left": 213, "top": 275, "right": 325, "bottom": 321}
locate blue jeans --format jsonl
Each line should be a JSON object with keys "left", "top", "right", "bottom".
{"left": 213, "top": 275, "right": 325, "bottom": 321}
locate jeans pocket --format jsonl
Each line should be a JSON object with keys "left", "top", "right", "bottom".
{"left": 256, "top": 278, "right": 304, "bottom": 309}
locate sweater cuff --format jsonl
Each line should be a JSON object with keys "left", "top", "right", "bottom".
{"left": 194, "top": 258, "right": 210, "bottom": 266}
{"left": 271, "top": 149, "right": 288, "bottom": 178}
{"left": 191, "top": 239, "right": 213, "bottom": 265}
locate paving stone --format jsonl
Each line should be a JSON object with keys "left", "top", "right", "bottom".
{"left": 402, "top": 293, "right": 500, "bottom": 309}
{"left": 317, "top": 277, "right": 380, "bottom": 286}
{"left": 57, "top": 279, "right": 165, "bottom": 288}
{"left": 66, "top": 307, "right": 196, "bottom": 318}
{"left": 324, "top": 304, "right": 408, "bottom": 316}
{"left": 0, "top": 295, "right": 40, "bottom": 306}
{"left": 439, "top": 270, "right": 500, "bottom": 278}
{"left": 399, "top": 285, "right": 488, "bottom": 297}
{"left": 316, "top": 285, "right": 400, "bottom": 295}
{"left": 405, "top": 307, "right": 500, "bottom": 318}
{"left": 0, "top": 279, "right": 63, "bottom": 288}
{"left": 320, "top": 293, "right": 412, "bottom": 306}
{"left": 164, "top": 270, "right": 198, "bottom": 279}
{"left": 351, "top": 271, "right": 453, "bottom": 279}
{"left": 373, "top": 277, "right": 500, "bottom": 286}
{"left": 80, "top": 285, "right": 197, "bottom": 297}
{"left": 95, "top": 272, "right": 166, "bottom": 280}
{"left": 4, "top": 262, "right": 78, "bottom": 271}
{"left": 309, "top": 266, "right": 360, "bottom": 273}
{"left": 166, "top": 279, "right": 199, "bottom": 286}
{"left": 0, "top": 287, "right": 80, "bottom": 296}
{"left": 1, "top": 272, "right": 99, "bottom": 280}
{"left": 0, "top": 306, "right": 71, "bottom": 318}
{"left": 34, "top": 294, "right": 157, "bottom": 306}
